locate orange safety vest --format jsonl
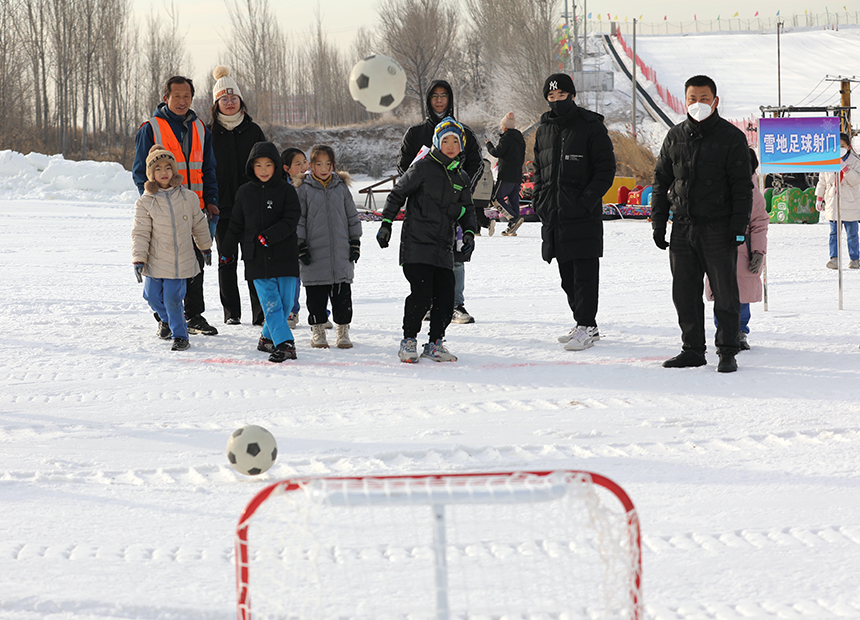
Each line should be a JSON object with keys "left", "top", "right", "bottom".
{"left": 147, "top": 116, "right": 206, "bottom": 209}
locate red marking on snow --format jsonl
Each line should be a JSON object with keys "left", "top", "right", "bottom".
{"left": 186, "top": 356, "right": 667, "bottom": 368}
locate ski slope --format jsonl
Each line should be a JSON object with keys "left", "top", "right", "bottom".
{"left": 2, "top": 153, "right": 860, "bottom": 618}
{"left": 632, "top": 26, "right": 860, "bottom": 121}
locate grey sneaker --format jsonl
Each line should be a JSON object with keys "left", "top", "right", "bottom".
{"left": 421, "top": 339, "right": 458, "bottom": 362}
{"left": 850, "top": 260, "right": 860, "bottom": 269}
{"left": 558, "top": 326, "right": 601, "bottom": 344}
{"left": 451, "top": 305, "right": 475, "bottom": 324}
{"left": 399, "top": 337, "right": 419, "bottom": 363}
{"left": 488, "top": 220, "right": 496, "bottom": 236}
{"left": 827, "top": 258, "right": 838, "bottom": 269}
{"left": 563, "top": 325, "right": 599, "bottom": 351}
{"left": 738, "top": 331, "right": 750, "bottom": 351}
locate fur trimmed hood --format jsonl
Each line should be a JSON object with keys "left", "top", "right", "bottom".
{"left": 293, "top": 170, "right": 351, "bottom": 188}
{"left": 143, "top": 173, "right": 184, "bottom": 195}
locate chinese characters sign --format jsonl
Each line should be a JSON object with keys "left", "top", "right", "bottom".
{"left": 759, "top": 117, "right": 841, "bottom": 173}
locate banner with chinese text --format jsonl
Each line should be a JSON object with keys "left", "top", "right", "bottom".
{"left": 758, "top": 117, "right": 841, "bottom": 173}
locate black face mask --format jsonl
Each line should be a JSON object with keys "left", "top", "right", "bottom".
{"left": 548, "top": 97, "right": 574, "bottom": 115}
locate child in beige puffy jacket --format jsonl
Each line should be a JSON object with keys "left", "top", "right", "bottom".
{"left": 132, "top": 145, "right": 212, "bottom": 351}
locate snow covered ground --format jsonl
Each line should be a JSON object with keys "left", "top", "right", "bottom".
{"left": 2, "top": 153, "right": 860, "bottom": 619}
{"left": 633, "top": 26, "right": 860, "bottom": 121}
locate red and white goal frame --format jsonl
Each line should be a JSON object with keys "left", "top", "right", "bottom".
{"left": 236, "top": 470, "right": 641, "bottom": 620}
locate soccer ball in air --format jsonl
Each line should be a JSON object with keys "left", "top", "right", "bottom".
{"left": 226, "top": 425, "right": 278, "bottom": 476}
{"left": 348, "top": 53, "right": 407, "bottom": 113}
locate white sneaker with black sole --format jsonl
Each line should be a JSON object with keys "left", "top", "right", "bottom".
{"left": 559, "top": 325, "right": 600, "bottom": 350}
{"left": 451, "top": 305, "right": 475, "bottom": 324}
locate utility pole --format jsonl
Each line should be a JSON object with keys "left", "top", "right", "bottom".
{"left": 632, "top": 18, "right": 637, "bottom": 140}
{"left": 776, "top": 20, "right": 783, "bottom": 106}
{"left": 825, "top": 75, "right": 859, "bottom": 134}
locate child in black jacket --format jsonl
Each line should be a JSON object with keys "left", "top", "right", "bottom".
{"left": 223, "top": 142, "right": 301, "bottom": 362}
{"left": 377, "top": 118, "right": 477, "bottom": 363}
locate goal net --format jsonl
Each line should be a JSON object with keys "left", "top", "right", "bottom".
{"left": 235, "top": 470, "right": 641, "bottom": 620}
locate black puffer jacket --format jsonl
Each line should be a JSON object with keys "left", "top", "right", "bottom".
{"left": 396, "top": 80, "right": 483, "bottom": 188}
{"left": 224, "top": 142, "right": 301, "bottom": 281}
{"left": 210, "top": 113, "right": 266, "bottom": 221}
{"left": 532, "top": 102, "right": 615, "bottom": 262}
{"left": 651, "top": 110, "right": 752, "bottom": 235}
{"left": 486, "top": 128, "right": 526, "bottom": 183}
{"left": 382, "top": 148, "right": 477, "bottom": 270}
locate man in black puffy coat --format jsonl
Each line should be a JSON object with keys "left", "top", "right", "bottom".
{"left": 532, "top": 73, "right": 615, "bottom": 352}
{"left": 397, "top": 79, "right": 483, "bottom": 324}
{"left": 651, "top": 75, "right": 752, "bottom": 373}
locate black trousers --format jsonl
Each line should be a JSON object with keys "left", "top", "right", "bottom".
{"left": 474, "top": 199, "right": 491, "bottom": 229}
{"left": 402, "top": 263, "right": 454, "bottom": 342}
{"left": 215, "top": 219, "right": 264, "bottom": 325}
{"left": 669, "top": 218, "right": 740, "bottom": 356}
{"left": 558, "top": 257, "right": 599, "bottom": 327}
{"left": 184, "top": 245, "right": 206, "bottom": 319}
{"left": 305, "top": 283, "right": 352, "bottom": 325}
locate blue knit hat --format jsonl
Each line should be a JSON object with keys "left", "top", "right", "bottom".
{"left": 432, "top": 117, "right": 465, "bottom": 150}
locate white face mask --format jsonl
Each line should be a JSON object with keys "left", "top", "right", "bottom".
{"left": 687, "top": 101, "right": 714, "bottom": 122}
{"left": 840, "top": 147, "right": 849, "bottom": 158}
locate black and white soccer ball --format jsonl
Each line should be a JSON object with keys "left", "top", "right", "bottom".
{"left": 348, "top": 53, "right": 407, "bottom": 114}
{"left": 226, "top": 425, "right": 277, "bottom": 476}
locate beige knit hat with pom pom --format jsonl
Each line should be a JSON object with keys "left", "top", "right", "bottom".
{"left": 212, "top": 65, "right": 242, "bottom": 102}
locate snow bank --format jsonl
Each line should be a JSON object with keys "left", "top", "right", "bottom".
{"left": 0, "top": 150, "right": 138, "bottom": 204}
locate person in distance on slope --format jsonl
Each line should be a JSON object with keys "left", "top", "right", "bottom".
{"left": 706, "top": 148, "right": 768, "bottom": 351}
{"left": 651, "top": 74, "right": 752, "bottom": 373}
{"left": 815, "top": 132, "right": 860, "bottom": 270}
{"left": 397, "top": 79, "right": 483, "bottom": 325}
{"left": 222, "top": 142, "right": 301, "bottom": 362}
{"left": 132, "top": 145, "right": 212, "bottom": 352}
{"left": 378, "top": 118, "right": 477, "bottom": 363}
{"left": 209, "top": 66, "right": 266, "bottom": 327}
{"left": 294, "top": 145, "right": 362, "bottom": 350}
{"left": 486, "top": 112, "right": 526, "bottom": 236}
{"left": 532, "top": 73, "right": 616, "bottom": 352}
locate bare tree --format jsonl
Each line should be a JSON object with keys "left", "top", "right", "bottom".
{"left": 143, "top": 2, "right": 191, "bottom": 116}
{"left": 376, "top": 0, "right": 458, "bottom": 115}
{"left": 0, "top": 0, "right": 23, "bottom": 147}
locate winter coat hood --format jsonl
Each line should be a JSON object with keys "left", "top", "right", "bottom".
{"left": 244, "top": 141, "right": 284, "bottom": 184}
{"left": 294, "top": 171, "right": 352, "bottom": 190}
{"left": 154, "top": 102, "right": 199, "bottom": 125}
{"left": 425, "top": 79, "right": 455, "bottom": 124}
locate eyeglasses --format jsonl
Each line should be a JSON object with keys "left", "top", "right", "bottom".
{"left": 430, "top": 93, "right": 449, "bottom": 100}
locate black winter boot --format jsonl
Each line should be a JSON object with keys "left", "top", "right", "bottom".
{"left": 154, "top": 313, "right": 171, "bottom": 339}
{"left": 717, "top": 353, "right": 738, "bottom": 373}
{"left": 662, "top": 351, "right": 707, "bottom": 368}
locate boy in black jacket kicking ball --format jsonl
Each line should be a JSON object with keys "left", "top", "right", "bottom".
{"left": 223, "top": 142, "right": 301, "bottom": 362}
{"left": 377, "top": 118, "right": 477, "bottom": 363}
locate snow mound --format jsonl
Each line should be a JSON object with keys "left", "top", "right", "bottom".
{"left": 0, "top": 150, "right": 138, "bottom": 204}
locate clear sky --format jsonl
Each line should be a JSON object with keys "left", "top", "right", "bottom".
{"left": 134, "top": 0, "right": 848, "bottom": 87}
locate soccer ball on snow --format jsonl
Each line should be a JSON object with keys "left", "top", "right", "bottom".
{"left": 226, "top": 425, "right": 277, "bottom": 476}
{"left": 348, "top": 53, "right": 407, "bottom": 114}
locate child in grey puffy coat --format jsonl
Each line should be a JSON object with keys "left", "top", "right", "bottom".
{"left": 295, "top": 145, "right": 362, "bottom": 349}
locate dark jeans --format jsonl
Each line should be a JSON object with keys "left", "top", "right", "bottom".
{"left": 184, "top": 245, "right": 206, "bottom": 319}
{"left": 670, "top": 218, "right": 740, "bottom": 355}
{"left": 495, "top": 181, "right": 521, "bottom": 218}
{"left": 402, "top": 263, "right": 454, "bottom": 342}
{"left": 558, "top": 258, "right": 599, "bottom": 327}
{"left": 305, "top": 283, "right": 352, "bottom": 325}
{"left": 215, "top": 219, "right": 264, "bottom": 324}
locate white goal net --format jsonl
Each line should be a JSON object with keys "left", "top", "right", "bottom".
{"left": 235, "top": 470, "right": 641, "bottom": 620}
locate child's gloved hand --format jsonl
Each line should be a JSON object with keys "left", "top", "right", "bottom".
{"left": 349, "top": 239, "right": 361, "bottom": 263}
{"left": 298, "top": 242, "right": 311, "bottom": 265}
{"left": 461, "top": 231, "right": 475, "bottom": 258}
{"left": 749, "top": 252, "right": 764, "bottom": 274}
{"left": 258, "top": 234, "right": 269, "bottom": 247}
{"left": 816, "top": 198, "right": 825, "bottom": 212}
{"left": 133, "top": 262, "right": 145, "bottom": 283}
{"left": 377, "top": 221, "right": 392, "bottom": 248}
{"left": 202, "top": 249, "right": 212, "bottom": 266}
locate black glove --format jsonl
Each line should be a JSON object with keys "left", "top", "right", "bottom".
{"left": 202, "top": 249, "right": 212, "bottom": 266}
{"left": 298, "top": 241, "right": 311, "bottom": 265}
{"left": 749, "top": 252, "right": 764, "bottom": 274}
{"left": 349, "top": 238, "right": 361, "bottom": 263}
{"left": 653, "top": 226, "right": 669, "bottom": 250}
{"left": 734, "top": 233, "right": 746, "bottom": 246}
{"left": 461, "top": 231, "right": 475, "bottom": 257}
{"left": 133, "top": 262, "right": 145, "bottom": 283}
{"left": 377, "top": 221, "right": 392, "bottom": 248}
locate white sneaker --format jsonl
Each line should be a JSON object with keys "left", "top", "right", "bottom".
{"left": 488, "top": 220, "right": 496, "bottom": 236}
{"left": 311, "top": 324, "right": 329, "bottom": 348}
{"left": 558, "top": 325, "right": 601, "bottom": 343}
{"left": 335, "top": 324, "right": 352, "bottom": 349}
{"left": 421, "top": 339, "right": 458, "bottom": 362}
{"left": 399, "top": 337, "right": 419, "bottom": 363}
{"left": 562, "top": 325, "right": 599, "bottom": 351}
{"left": 827, "top": 258, "right": 838, "bottom": 269}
